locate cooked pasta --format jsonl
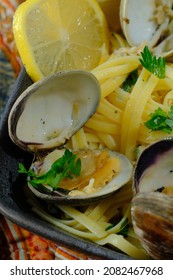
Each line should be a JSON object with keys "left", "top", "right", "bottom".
{"left": 27, "top": 33, "right": 173, "bottom": 259}
{"left": 27, "top": 183, "right": 148, "bottom": 259}
{"left": 69, "top": 40, "right": 173, "bottom": 161}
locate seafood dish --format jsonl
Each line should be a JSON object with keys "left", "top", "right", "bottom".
{"left": 1, "top": 0, "right": 173, "bottom": 259}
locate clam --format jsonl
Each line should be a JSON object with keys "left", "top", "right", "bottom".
{"left": 133, "top": 138, "right": 173, "bottom": 193}
{"left": 131, "top": 191, "right": 173, "bottom": 260}
{"left": 8, "top": 70, "right": 100, "bottom": 152}
{"left": 26, "top": 148, "right": 133, "bottom": 205}
{"left": 132, "top": 138, "right": 173, "bottom": 259}
{"left": 120, "top": 0, "right": 173, "bottom": 58}
{"left": 8, "top": 70, "right": 133, "bottom": 205}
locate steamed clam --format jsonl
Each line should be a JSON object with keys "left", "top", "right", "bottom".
{"left": 120, "top": 0, "right": 173, "bottom": 58}
{"left": 8, "top": 70, "right": 100, "bottom": 152}
{"left": 8, "top": 70, "right": 133, "bottom": 205}
{"left": 26, "top": 148, "right": 133, "bottom": 204}
{"left": 131, "top": 191, "right": 173, "bottom": 260}
{"left": 132, "top": 139, "right": 173, "bottom": 259}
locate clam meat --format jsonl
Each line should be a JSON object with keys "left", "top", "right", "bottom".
{"left": 8, "top": 70, "right": 133, "bottom": 205}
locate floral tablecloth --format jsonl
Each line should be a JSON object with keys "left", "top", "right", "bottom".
{"left": 0, "top": 0, "right": 93, "bottom": 260}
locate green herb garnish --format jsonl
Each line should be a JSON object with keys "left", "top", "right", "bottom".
{"left": 117, "top": 218, "right": 129, "bottom": 237}
{"left": 105, "top": 218, "right": 129, "bottom": 237}
{"left": 139, "top": 46, "right": 166, "bottom": 79}
{"left": 122, "top": 69, "right": 138, "bottom": 92}
{"left": 18, "top": 149, "right": 82, "bottom": 190}
{"left": 105, "top": 223, "right": 115, "bottom": 231}
{"left": 144, "top": 106, "right": 173, "bottom": 133}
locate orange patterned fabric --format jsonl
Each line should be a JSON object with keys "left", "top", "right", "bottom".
{"left": 0, "top": 215, "right": 92, "bottom": 260}
{"left": 0, "top": 0, "right": 21, "bottom": 76}
{"left": 0, "top": 0, "right": 92, "bottom": 260}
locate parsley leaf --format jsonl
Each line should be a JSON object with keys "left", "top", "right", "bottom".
{"left": 144, "top": 106, "right": 173, "bottom": 133}
{"left": 18, "top": 163, "right": 36, "bottom": 177}
{"left": 139, "top": 46, "right": 166, "bottom": 79}
{"left": 122, "top": 69, "right": 138, "bottom": 92}
{"left": 105, "top": 224, "right": 114, "bottom": 231}
{"left": 18, "top": 149, "right": 82, "bottom": 190}
{"left": 105, "top": 218, "right": 129, "bottom": 237}
{"left": 117, "top": 218, "right": 129, "bottom": 237}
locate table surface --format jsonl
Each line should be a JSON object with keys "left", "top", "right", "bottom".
{"left": 0, "top": 0, "right": 93, "bottom": 260}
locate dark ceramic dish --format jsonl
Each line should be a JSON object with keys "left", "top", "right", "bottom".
{"left": 0, "top": 68, "right": 131, "bottom": 260}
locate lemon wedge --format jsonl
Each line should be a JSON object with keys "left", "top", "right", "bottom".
{"left": 13, "top": 0, "right": 109, "bottom": 81}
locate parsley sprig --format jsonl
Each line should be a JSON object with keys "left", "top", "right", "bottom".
{"left": 139, "top": 46, "right": 166, "bottom": 79}
{"left": 144, "top": 106, "right": 173, "bottom": 133}
{"left": 122, "top": 69, "right": 138, "bottom": 92}
{"left": 18, "top": 149, "right": 81, "bottom": 190}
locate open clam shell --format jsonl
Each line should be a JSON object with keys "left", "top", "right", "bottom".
{"left": 27, "top": 149, "right": 133, "bottom": 205}
{"left": 8, "top": 70, "right": 101, "bottom": 152}
{"left": 134, "top": 138, "right": 173, "bottom": 193}
{"left": 120, "top": 0, "right": 157, "bottom": 47}
{"left": 120, "top": 0, "right": 173, "bottom": 58}
{"left": 132, "top": 138, "right": 173, "bottom": 259}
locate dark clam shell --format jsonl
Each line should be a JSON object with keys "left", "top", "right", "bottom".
{"left": 133, "top": 138, "right": 173, "bottom": 193}
{"left": 132, "top": 138, "right": 173, "bottom": 259}
{"left": 131, "top": 191, "right": 173, "bottom": 259}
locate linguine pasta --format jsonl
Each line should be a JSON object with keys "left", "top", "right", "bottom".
{"left": 27, "top": 183, "right": 148, "bottom": 259}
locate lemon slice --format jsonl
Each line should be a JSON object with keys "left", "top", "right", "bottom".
{"left": 13, "top": 0, "right": 109, "bottom": 81}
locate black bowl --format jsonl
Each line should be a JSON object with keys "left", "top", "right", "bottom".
{"left": 0, "top": 68, "right": 131, "bottom": 260}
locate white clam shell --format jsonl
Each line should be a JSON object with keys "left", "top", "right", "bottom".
{"left": 120, "top": 0, "right": 173, "bottom": 57}
{"left": 120, "top": 0, "right": 157, "bottom": 46}
{"left": 8, "top": 70, "right": 101, "bottom": 152}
